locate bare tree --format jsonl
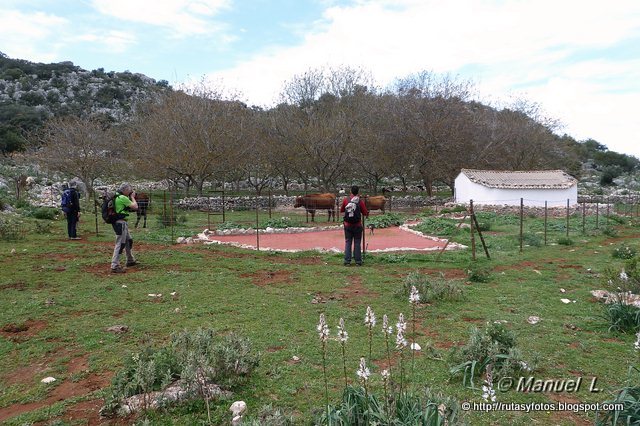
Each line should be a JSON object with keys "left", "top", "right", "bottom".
{"left": 130, "top": 85, "right": 251, "bottom": 195}
{"left": 35, "top": 116, "right": 116, "bottom": 194}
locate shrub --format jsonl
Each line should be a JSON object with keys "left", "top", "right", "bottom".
{"left": 377, "top": 253, "right": 409, "bottom": 264}
{"left": 606, "top": 214, "right": 627, "bottom": 225}
{"left": 466, "top": 262, "right": 492, "bottom": 283}
{"left": 320, "top": 386, "right": 463, "bottom": 425}
{"left": 367, "top": 212, "right": 403, "bottom": 229}
{"left": 31, "top": 207, "right": 58, "bottom": 220}
{"left": 613, "top": 245, "right": 637, "bottom": 260}
{"left": 557, "top": 237, "right": 574, "bottom": 246}
{"left": 596, "top": 370, "right": 640, "bottom": 425}
{"left": 415, "top": 217, "right": 459, "bottom": 236}
{"left": 601, "top": 226, "right": 618, "bottom": 237}
{"left": 244, "top": 404, "right": 294, "bottom": 426}
{"left": 0, "top": 217, "right": 26, "bottom": 241}
{"left": 33, "top": 220, "right": 52, "bottom": 234}
{"left": 263, "top": 216, "right": 295, "bottom": 229}
{"left": 450, "top": 322, "right": 532, "bottom": 387}
{"left": 216, "top": 221, "right": 248, "bottom": 231}
{"left": 402, "top": 272, "right": 464, "bottom": 303}
{"left": 602, "top": 260, "right": 640, "bottom": 333}
{"left": 521, "top": 233, "right": 542, "bottom": 247}
{"left": 475, "top": 221, "right": 492, "bottom": 232}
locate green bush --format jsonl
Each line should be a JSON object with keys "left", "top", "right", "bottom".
{"left": 263, "top": 216, "right": 295, "bottom": 229}
{"left": 414, "top": 217, "right": 459, "bottom": 236}
{"left": 450, "top": 322, "right": 532, "bottom": 387}
{"left": 596, "top": 371, "right": 640, "bottom": 425}
{"left": 0, "top": 217, "right": 26, "bottom": 241}
{"left": 606, "top": 214, "right": 627, "bottom": 225}
{"left": 216, "top": 221, "right": 249, "bottom": 230}
{"left": 31, "top": 207, "right": 58, "bottom": 220}
{"left": 466, "top": 262, "right": 492, "bottom": 283}
{"left": 402, "top": 272, "right": 464, "bottom": 303}
{"left": 602, "top": 260, "right": 640, "bottom": 333}
{"left": 522, "top": 233, "right": 542, "bottom": 247}
{"left": 613, "top": 245, "right": 637, "bottom": 260}
{"left": 367, "top": 212, "right": 403, "bottom": 229}
{"left": 557, "top": 237, "right": 574, "bottom": 246}
{"left": 601, "top": 226, "right": 618, "bottom": 237}
{"left": 34, "top": 220, "right": 52, "bottom": 234}
{"left": 320, "top": 386, "right": 463, "bottom": 426}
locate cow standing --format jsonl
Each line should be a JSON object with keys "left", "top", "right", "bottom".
{"left": 294, "top": 193, "right": 336, "bottom": 222}
{"left": 134, "top": 192, "right": 151, "bottom": 228}
{"left": 364, "top": 195, "right": 387, "bottom": 213}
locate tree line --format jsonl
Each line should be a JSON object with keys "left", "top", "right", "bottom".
{"left": 30, "top": 67, "right": 638, "bottom": 196}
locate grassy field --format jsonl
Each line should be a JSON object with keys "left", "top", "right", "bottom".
{"left": 0, "top": 205, "right": 639, "bottom": 425}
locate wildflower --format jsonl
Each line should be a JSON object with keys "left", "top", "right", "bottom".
{"left": 396, "top": 313, "right": 407, "bottom": 332}
{"left": 620, "top": 270, "right": 629, "bottom": 281}
{"left": 409, "top": 285, "right": 420, "bottom": 304}
{"left": 519, "top": 361, "right": 532, "bottom": 372}
{"left": 365, "top": 306, "right": 376, "bottom": 327}
{"left": 482, "top": 366, "right": 496, "bottom": 402}
{"left": 317, "top": 313, "right": 329, "bottom": 342}
{"left": 635, "top": 332, "right": 640, "bottom": 351}
{"left": 410, "top": 342, "right": 421, "bottom": 351}
{"left": 337, "top": 317, "right": 348, "bottom": 342}
{"left": 382, "top": 314, "right": 393, "bottom": 335}
{"left": 381, "top": 369, "right": 390, "bottom": 381}
{"left": 356, "top": 357, "right": 370, "bottom": 381}
{"left": 396, "top": 327, "right": 407, "bottom": 349}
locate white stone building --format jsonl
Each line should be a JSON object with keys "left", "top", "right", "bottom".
{"left": 454, "top": 169, "right": 578, "bottom": 207}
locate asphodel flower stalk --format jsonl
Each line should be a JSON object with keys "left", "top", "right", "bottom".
{"left": 409, "top": 285, "right": 420, "bottom": 376}
{"left": 364, "top": 306, "right": 376, "bottom": 362}
{"left": 337, "top": 317, "right": 349, "bottom": 387}
{"left": 317, "top": 313, "right": 330, "bottom": 419}
{"left": 382, "top": 314, "right": 393, "bottom": 377}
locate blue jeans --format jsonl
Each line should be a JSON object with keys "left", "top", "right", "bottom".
{"left": 344, "top": 225, "right": 363, "bottom": 264}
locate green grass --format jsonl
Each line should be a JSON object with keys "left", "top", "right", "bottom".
{"left": 0, "top": 208, "right": 639, "bottom": 424}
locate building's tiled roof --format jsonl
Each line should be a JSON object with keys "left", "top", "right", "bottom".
{"left": 460, "top": 169, "right": 578, "bottom": 189}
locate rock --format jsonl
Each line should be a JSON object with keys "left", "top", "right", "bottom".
{"left": 527, "top": 316, "right": 540, "bottom": 325}
{"left": 410, "top": 342, "right": 421, "bottom": 351}
{"left": 230, "top": 400, "right": 247, "bottom": 425}
{"left": 106, "top": 325, "right": 129, "bottom": 334}
{"left": 560, "top": 298, "right": 571, "bottom": 304}
{"left": 41, "top": 376, "right": 56, "bottom": 384}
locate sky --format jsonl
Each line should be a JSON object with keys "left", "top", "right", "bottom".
{"left": 1, "top": 0, "right": 639, "bottom": 157}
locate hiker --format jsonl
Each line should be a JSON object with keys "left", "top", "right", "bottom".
{"left": 340, "top": 185, "right": 369, "bottom": 266}
{"left": 110, "top": 183, "right": 139, "bottom": 273}
{"left": 61, "top": 181, "right": 81, "bottom": 240}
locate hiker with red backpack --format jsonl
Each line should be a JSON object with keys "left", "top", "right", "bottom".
{"left": 106, "top": 183, "right": 139, "bottom": 273}
{"left": 61, "top": 181, "right": 81, "bottom": 240}
{"left": 340, "top": 185, "right": 369, "bottom": 266}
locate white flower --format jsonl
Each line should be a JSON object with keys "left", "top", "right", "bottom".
{"left": 395, "top": 327, "right": 407, "bottom": 349}
{"left": 396, "top": 313, "right": 407, "bottom": 332}
{"left": 317, "top": 313, "right": 329, "bottom": 342}
{"left": 365, "top": 306, "right": 376, "bottom": 327}
{"left": 356, "top": 357, "right": 370, "bottom": 381}
{"left": 620, "top": 270, "right": 629, "bottom": 281}
{"left": 519, "top": 361, "right": 532, "bottom": 372}
{"left": 411, "top": 342, "right": 421, "bottom": 351}
{"left": 482, "top": 383, "right": 496, "bottom": 402}
{"left": 634, "top": 332, "right": 640, "bottom": 351}
{"left": 382, "top": 314, "right": 393, "bottom": 335}
{"left": 381, "top": 369, "right": 390, "bottom": 381}
{"left": 337, "top": 318, "right": 348, "bottom": 343}
{"left": 409, "top": 285, "right": 420, "bottom": 304}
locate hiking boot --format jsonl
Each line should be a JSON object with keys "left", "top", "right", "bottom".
{"left": 69, "top": 237, "right": 81, "bottom": 240}
{"left": 356, "top": 263, "right": 363, "bottom": 266}
{"left": 126, "top": 261, "right": 138, "bottom": 267}
{"left": 111, "top": 266, "right": 126, "bottom": 274}
{"left": 343, "top": 262, "right": 351, "bottom": 266}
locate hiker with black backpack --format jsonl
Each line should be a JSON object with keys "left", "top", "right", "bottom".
{"left": 108, "top": 183, "right": 138, "bottom": 273}
{"left": 340, "top": 185, "right": 369, "bottom": 266}
{"left": 61, "top": 181, "right": 81, "bottom": 240}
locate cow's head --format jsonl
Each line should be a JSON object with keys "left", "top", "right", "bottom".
{"left": 293, "top": 196, "right": 303, "bottom": 208}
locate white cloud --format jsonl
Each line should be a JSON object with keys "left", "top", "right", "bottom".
{"left": 90, "top": 0, "right": 231, "bottom": 36}
{"left": 201, "top": 0, "right": 640, "bottom": 156}
{"left": 0, "top": 10, "right": 68, "bottom": 61}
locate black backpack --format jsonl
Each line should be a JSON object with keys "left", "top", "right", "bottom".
{"left": 344, "top": 196, "right": 361, "bottom": 224}
{"left": 101, "top": 192, "right": 125, "bottom": 224}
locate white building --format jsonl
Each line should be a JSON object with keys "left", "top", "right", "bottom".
{"left": 454, "top": 169, "right": 578, "bottom": 207}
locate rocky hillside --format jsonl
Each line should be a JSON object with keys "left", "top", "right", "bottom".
{"left": 0, "top": 52, "right": 169, "bottom": 154}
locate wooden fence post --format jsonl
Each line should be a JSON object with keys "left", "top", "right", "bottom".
{"left": 470, "top": 200, "right": 476, "bottom": 261}
{"left": 544, "top": 200, "right": 547, "bottom": 246}
{"left": 519, "top": 198, "right": 524, "bottom": 253}
{"left": 566, "top": 199, "right": 570, "bottom": 238}
{"left": 582, "top": 201, "right": 586, "bottom": 234}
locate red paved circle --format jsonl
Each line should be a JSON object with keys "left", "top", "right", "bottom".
{"left": 205, "top": 224, "right": 461, "bottom": 253}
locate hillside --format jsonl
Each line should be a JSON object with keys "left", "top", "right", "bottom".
{"left": 0, "top": 52, "right": 169, "bottom": 155}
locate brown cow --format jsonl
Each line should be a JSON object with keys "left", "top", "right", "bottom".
{"left": 364, "top": 195, "right": 386, "bottom": 213}
{"left": 294, "top": 193, "right": 336, "bottom": 222}
{"left": 134, "top": 192, "right": 151, "bottom": 228}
